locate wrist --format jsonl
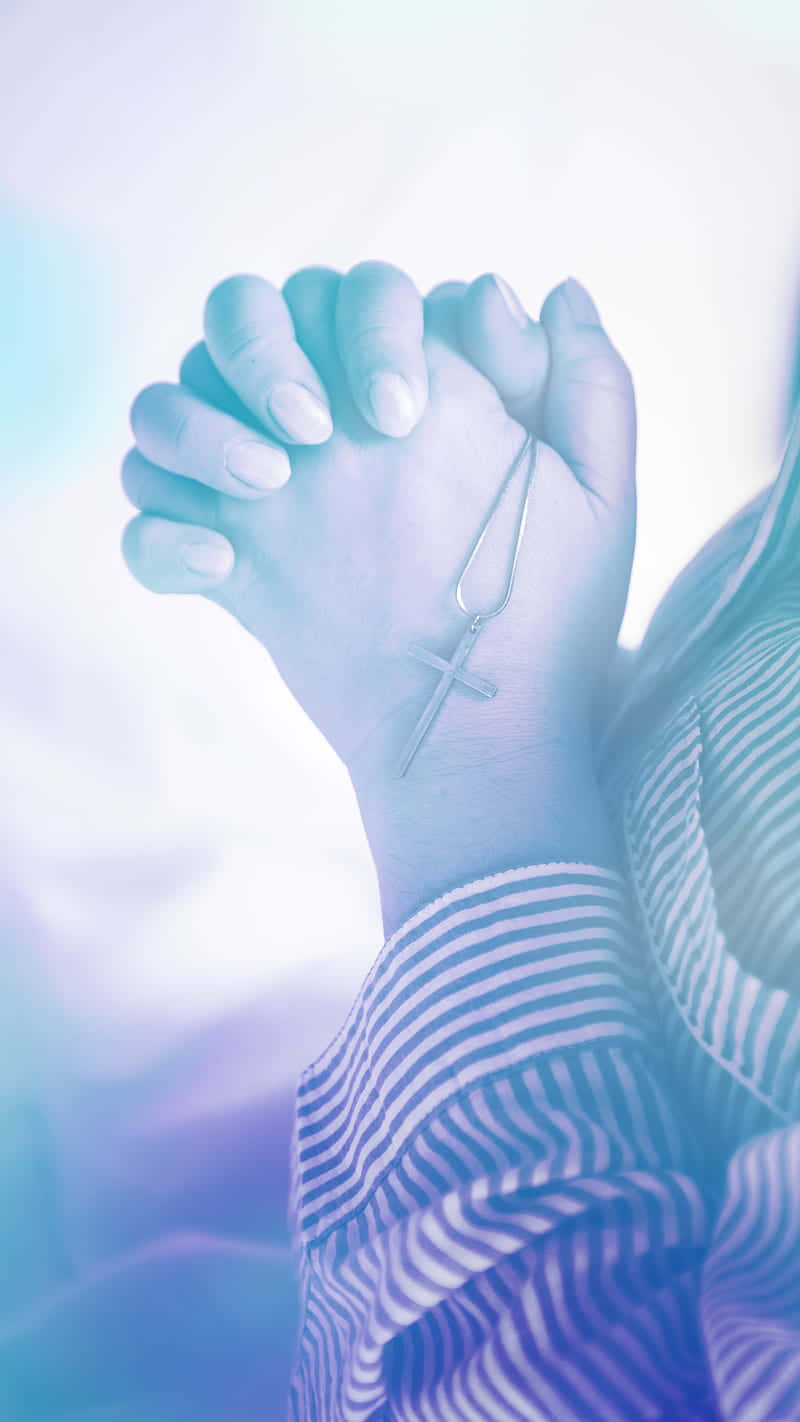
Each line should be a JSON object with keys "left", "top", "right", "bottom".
{"left": 352, "top": 733, "right": 618, "bottom": 941}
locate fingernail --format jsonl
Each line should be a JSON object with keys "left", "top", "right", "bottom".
{"left": 267, "top": 382, "right": 333, "bottom": 443}
{"left": 564, "top": 277, "right": 601, "bottom": 325}
{"left": 491, "top": 274, "right": 528, "bottom": 330}
{"left": 225, "top": 439, "right": 290, "bottom": 491}
{"left": 367, "top": 373, "right": 419, "bottom": 437}
{"left": 182, "top": 541, "right": 235, "bottom": 579}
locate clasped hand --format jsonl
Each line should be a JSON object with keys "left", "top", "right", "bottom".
{"left": 122, "top": 264, "right": 636, "bottom": 798}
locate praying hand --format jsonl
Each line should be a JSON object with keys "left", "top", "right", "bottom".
{"left": 122, "top": 265, "right": 637, "bottom": 936}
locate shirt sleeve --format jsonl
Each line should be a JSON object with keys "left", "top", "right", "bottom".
{"left": 287, "top": 862, "right": 721, "bottom": 1422}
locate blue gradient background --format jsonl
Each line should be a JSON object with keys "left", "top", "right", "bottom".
{"left": 1, "top": 1, "right": 799, "bottom": 1416}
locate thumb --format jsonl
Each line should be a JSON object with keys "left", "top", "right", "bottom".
{"left": 539, "top": 277, "right": 636, "bottom": 507}
{"left": 458, "top": 272, "right": 550, "bottom": 428}
{"left": 458, "top": 274, "right": 636, "bottom": 508}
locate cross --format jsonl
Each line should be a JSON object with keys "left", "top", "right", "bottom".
{"left": 394, "top": 618, "right": 497, "bottom": 777}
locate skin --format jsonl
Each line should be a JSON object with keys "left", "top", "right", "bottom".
{"left": 122, "top": 264, "right": 637, "bottom": 808}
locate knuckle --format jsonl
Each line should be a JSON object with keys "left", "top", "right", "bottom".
{"left": 282, "top": 265, "right": 338, "bottom": 301}
{"left": 566, "top": 347, "right": 633, "bottom": 394}
{"left": 603, "top": 347, "right": 635, "bottom": 396}
{"left": 120, "top": 448, "right": 144, "bottom": 503}
{"left": 346, "top": 259, "right": 412, "bottom": 296}
{"left": 615, "top": 350, "right": 635, "bottom": 389}
{"left": 204, "top": 274, "right": 290, "bottom": 356}
{"left": 340, "top": 264, "right": 421, "bottom": 337}
{"left": 129, "top": 381, "right": 173, "bottom": 439}
{"left": 204, "top": 273, "right": 264, "bottom": 322}
{"left": 345, "top": 321, "right": 408, "bottom": 362}
{"left": 130, "top": 383, "right": 198, "bottom": 461}
{"left": 224, "top": 325, "right": 289, "bottom": 369}
{"left": 178, "top": 341, "right": 208, "bottom": 387}
{"left": 427, "top": 280, "right": 468, "bottom": 304}
{"left": 121, "top": 517, "right": 185, "bottom": 595}
{"left": 121, "top": 514, "right": 147, "bottom": 567}
{"left": 172, "top": 406, "right": 194, "bottom": 457}
{"left": 283, "top": 267, "right": 340, "bottom": 331}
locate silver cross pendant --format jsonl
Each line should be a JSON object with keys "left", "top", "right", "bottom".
{"left": 393, "top": 615, "right": 496, "bottom": 778}
{"left": 391, "top": 433, "right": 536, "bottom": 780}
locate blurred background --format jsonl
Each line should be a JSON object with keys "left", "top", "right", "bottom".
{"left": 1, "top": 0, "right": 799, "bottom": 1385}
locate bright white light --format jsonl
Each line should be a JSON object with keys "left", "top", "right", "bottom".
{"left": 1, "top": 0, "right": 799, "bottom": 1082}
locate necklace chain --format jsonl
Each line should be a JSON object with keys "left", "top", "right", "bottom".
{"left": 454, "top": 433, "right": 536, "bottom": 628}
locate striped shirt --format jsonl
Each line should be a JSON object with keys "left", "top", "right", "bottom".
{"left": 288, "top": 404, "right": 800, "bottom": 1422}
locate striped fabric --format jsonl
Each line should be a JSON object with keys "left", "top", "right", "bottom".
{"left": 288, "top": 407, "right": 800, "bottom": 1422}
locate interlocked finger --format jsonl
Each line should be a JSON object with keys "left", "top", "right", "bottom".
{"left": 130, "top": 382, "right": 291, "bottom": 498}
{"left": 121, "top": 448, "right": 221, "bottom": 527}
{"left": 335, "top": 261, "right": 428, "bottom": 437}
{"left": 122, "top": 514, "right": 235, "bottom": 594}
{"left": 458, "top": 273, "right": 550, "bottom": 429}
{"left": 204, "top": 274, "right": 334, "bottom": 445}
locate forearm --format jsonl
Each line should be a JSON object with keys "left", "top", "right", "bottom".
{"left": 353, "top": 733, "right": 619, "bottom": 942}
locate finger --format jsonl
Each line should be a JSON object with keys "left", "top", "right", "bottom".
{"left": 178, "top": 341, "right": 257, "bottom": 425}
{"left": 281, "top": 267, "right": 343, "bottom": 389}
{"left": 203, "top": 274, "right": 333, "bottom": 445}
{"left": 539, "top": 276, "right": 636, "bottom": 504}
{"left": 284, "top": 267, "right": 369, "bottom": 439}
{"left": 423, "top": 281, "right": 468, "bottom": 351}
{"left": 426, "top": 281, "right": 468, "bottom": 303}
{"left": 335, "top": 261, "right": 427, "bottom": 437}
{"left": 122, "top": 515, "right": 235, "bottom": 594}
{"left": 130, "top": 382, "right": 291, "bottom": 498}
{"left": 121, "top": 447, "right": 220, "bottom": 526}
{"left": 458, "top": 273, "right": 550, "bottom": 429}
